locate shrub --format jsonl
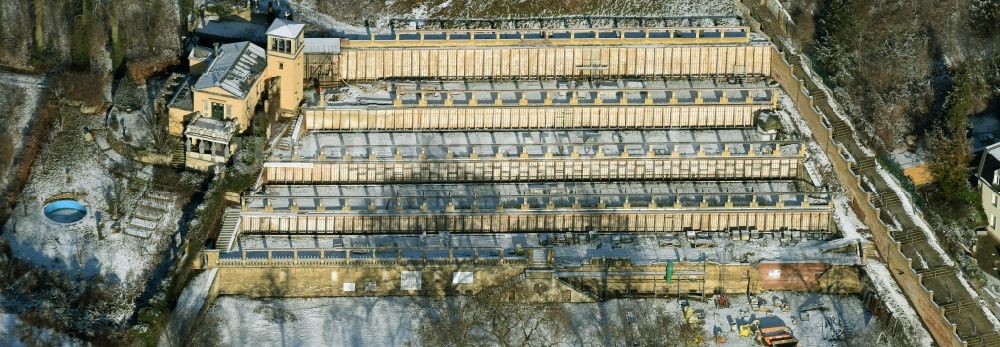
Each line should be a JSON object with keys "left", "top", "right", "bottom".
{"left": 113, "top": 77, "right": 143, "bottom": 112}
{"left": 126, "top": 56, "right": 179, "bottom": 84}
{"left": 0, "top": 133, "right": 12, "bottom": 179}
{"left": 52, "top": 71, "right": 106, "bottom": 108}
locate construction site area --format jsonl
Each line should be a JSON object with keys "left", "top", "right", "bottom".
{"left": 172, "top": 7, "right": 1000, "bottom": 347}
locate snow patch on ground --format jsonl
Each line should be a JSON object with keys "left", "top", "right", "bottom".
{"left": 776, "top": 93, "right": 835, "bottom": 189}
{"left": 203, "top": 292, "right": 885, "bottom": 346}
{"left": 0, "top": 72, "right": 45, "bottom": 189}
{"left": 862, "top": 260, "right": 935, "bottom": 346}
{"left": 111, "top": 108, "right": 153, "bottom": 148}
{"left": 159, "top": 269, "right": 218, "bottom": 346}
{"left": 289, "top": 0, "right": 371, "bottom": 35}
{"left": 0, "top": 312, "right": 84, "bottom": 347}
{"left": 775, "top": 82, "right": 940, "bottom": 344}
{"left": 955, "top": 271, "right": 1000, "bottom": 329}
{"left": 211, "top": 296, "right": 426, "bottom": 346}
{"left": 2, "top": 113, "right": 180, "bottom": 285}
{"left": 780, "top": 44, "right": 875, "bottom": 157}
{"left": 874, "top": 167, "right": 954, "bottom": 267}
{"left": 833, "top": 195, "right": 866, "bottom": 241}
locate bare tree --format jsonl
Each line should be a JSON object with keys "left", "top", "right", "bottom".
{"left": 103, "top": 179, "right": 124, "bottom": 220}
{"left": 418, "top": 282, "right": 571, "bottom": 347}
{"left": 594, "top": 301, "right": 702, "bottom": 347}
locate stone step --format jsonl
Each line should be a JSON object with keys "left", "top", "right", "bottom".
{"left": 882, "top": 193, "right": 900, "bottom": 206}
{"left": 860, "top": 242, "right": 880, "bottom": 260}
{"left": 787, "top": 54, "right": 800, "bottom": 66}
{"left": 872, "top": 191, "right": 900, "bottom": 209}
{"left": 133, "top": 207, "right": 162, "bottom": 220}
{"left": 916, "top": 266, "right": 953, "bottom": 279}
{"left": 129, "top": 217, "right": 158, "bottom": 230}
{"left": 147, "top": 190, "right": 173, "bottom": 201}
{"left": 140, "top": 201, "right": 169, "bottom": 213}
{"left": 123, "top": 228, "right": 153, "bottom": 239}
{"left": 891, "top": 228, "right": 927, "bottom": 243}
{"left": 942, "top": 299, "right": 978, "bottom": 313}
{"left": 809, "top": 89, "right": 827, "bottom": 100}
{"left": 966, "top": 332, "right": 1000, "bottom": 347}
{"left": 869, "top": 195, "right": 883, "bottom": 209}
{"left": 132, "top": 212, "right": 160, "bottom": 223}
{"left": 217, "top": 209, "right": 242, "bottom": 251}
{"left": 171, "top": 143, "right": 185, "bottom": 167}
{"left": 857, "top": 157, "right": 876, "bottom": 171}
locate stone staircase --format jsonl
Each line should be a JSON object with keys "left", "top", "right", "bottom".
{"left": 890, "top": 228, "right": 928, "bottom": 244}
{"left": 857, "top": 156, "right": 876, "bottom": 171}
{"left": 831, "top": 118, "right": 852, "bottom": 141}
{"left": 267, "top": 121, "right": 295, "bottom": 153}
{"left": 745, "top": 1, "right": 1000, "bottom": 344}
{"left": 967, "top": 331, "right": 1000, "bottom": 347}
{"left": 942, "top": 298, "right": 979, "bottom": 314}
{"left": 216, "top": 208, "right": 241, "bottom": 251}
{"left": 808, "top": 88, "right": 827, "bottom": 102}
{"left": 275, "top": 138, "right": 292, "bottom": 152}
{"left": 916, "top": 266, "right": 954, "bottom": 280}
{"left": 870, "top": 189, "right": 901, "bottom": 210}
{"left": 786, "top": 54, "right": 800, "bottom": 67}
{"left": 529, "top": 248, "right": 550, "bottom": 269}
{"left": 170, "top": 142, "right": 185, "bottom": 168}
{"left": 124, "top": 189, "right": 174, "bottom": 238}
{"left": 859, "top": 240, "right": 880, "bottom": 260}
{"left": 879, "top": 190, "right": 901, "bottom": 207}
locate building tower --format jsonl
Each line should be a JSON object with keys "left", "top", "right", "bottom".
{"left": 264, "top": 18, "right": 305, "bottom": 115}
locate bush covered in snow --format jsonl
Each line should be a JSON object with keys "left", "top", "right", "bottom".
{"left": 113, "top": 77, "right": 143, "bottom": 112}
{"left": 0, "top": 241, "right": 137, "bottom": 342}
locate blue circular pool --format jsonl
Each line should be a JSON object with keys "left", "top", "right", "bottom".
{"left": 43, "top": 199, "right": 87, "bottom": 224}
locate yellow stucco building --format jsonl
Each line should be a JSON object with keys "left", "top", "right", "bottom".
{"left": 165, "top": 19, "right": 305, "bottom": 170}
{"left": 978, "top": 143, "right": 1000, "bottom": 239}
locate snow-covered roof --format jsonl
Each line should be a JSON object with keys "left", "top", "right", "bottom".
{"left": 272, "top": 129, "right": 798, "bottom": 161}
{"left": 195, "top": 20, "right": 267, "bottom": 44}
{"left": 193, "top": 42, "right": 267, "bottom": 99}
{"left": 166, "top": 77, "right": 194, "bottom": 112}
{"left": 304, "top": 38, "right": 341, "bottom": 54}
{"left": 189, "top": 46, "right": 213, "bottom": 61}
{"left": 978, "top": 142, "right": 1000, "bottom": 188}
{"left": 266, "top": 18, "right": 305, "bottom": 38}
{"left": 245, "top": 181, "right": 822, "bottom": 212}
{"left": 987, "top": 143, "right": 1000, "bottom": 164}
{"left": 308, "top": 79, "right": 774, "bottom": 108}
